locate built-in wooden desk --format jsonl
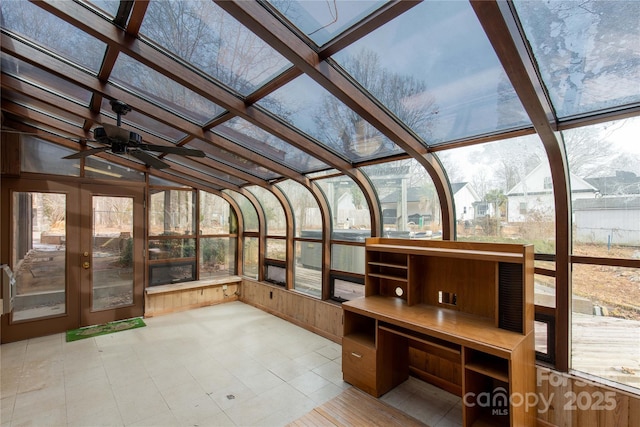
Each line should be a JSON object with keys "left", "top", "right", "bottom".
{"left": 342, "top": 238, "right": 535, "bottom": 427}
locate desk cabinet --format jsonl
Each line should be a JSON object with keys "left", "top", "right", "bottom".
{"left": 342, "top": 238, "right": 535, "bottom": 426}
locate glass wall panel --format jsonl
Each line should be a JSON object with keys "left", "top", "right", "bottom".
{"left": 571, "top": 265, "right": 639, "bottom": 390}
{"left": 223, "top": 190, "right": 259, "bottom": 232}
{"left": 243, "top": 237, "right": 259, "bottom": 280}
{"left": 11, "top": 192, "right": 66, "bottom": 321}
{"left": 199, "top": 191, "right": 233, "bottom": 235}
{"left": 22, "top": 137, "right": 80, "bottom": 176}
{"left": 331, "top": 244, "right": 365, "bottom": 275}
{"left": 565, "top": 117, "right": 640, "bottom": 392}
{"left": 92, "top": 196, "right": 134, "bottom": 310}
{"left": 514, "top": 1, "right": 640, "bottom": 118}
{"left": 565, "top": 117, "right": 640, "bottom": 255}
{"left": 535, "top": 276, "right": 555, "bottom": 309}
{"left": 148, "top": 238, "right": 196, "bottom": 260}
{"left": 245, "top": 186, "right": 286, "bottom": 237}
{"left": 316, "top": 176, "right": 371, "bottom": 241}
{"left": 199, "top": 238, "right": 236, "bottom": 279}
{"left": 438, "top": 134, "right": 555, "bottom": 253}
{"left": 363, "top": 158, "right": 441, "bottom": 239}
{"left": 294, "top": 241, "right": 322, "bottom": 298}
{"left": 332, "top": 0, "right": 529, "bottom": 145}
{"left": 266, "top": 238, "right": 286, "bottom": 261}
{"left": 148, "top": 189, "right": 195, "bottom": 236}
{"left": 275, "top": 180, "right": 323, "bottom": 238}
{"left": 333, "top": 278, "right": 364, "bottom": 302}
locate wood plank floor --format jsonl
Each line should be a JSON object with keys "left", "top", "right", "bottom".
{"left": 287, "top": 387, "right": 428, "bottom": 427}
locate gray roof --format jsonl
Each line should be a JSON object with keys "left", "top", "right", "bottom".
{"left": 585, "top": 171, "right": 640, "bottom": 196}
{"left": 573, "top": 196, "right": 640, "bottom": 210}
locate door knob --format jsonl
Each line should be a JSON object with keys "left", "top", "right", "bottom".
{"left": 82, "top": 261, "right": 90, "bottom": 269}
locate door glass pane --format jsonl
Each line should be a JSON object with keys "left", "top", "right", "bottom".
{"left": 12, "top": 192, "right": 66, "bottom": 321}
{"left": 92, "top": 196, "right": 134, "bottom": 310}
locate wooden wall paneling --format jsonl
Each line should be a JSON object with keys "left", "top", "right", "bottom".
{"left": 240, "top": 279, "right": 343, "bottom": 343}
{"left": 629, "top": 395, "right": 640, "bottom": 427}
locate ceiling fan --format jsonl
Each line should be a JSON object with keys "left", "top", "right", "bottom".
{"left": 63, "top": 100, "right": 205, "bottom": 169}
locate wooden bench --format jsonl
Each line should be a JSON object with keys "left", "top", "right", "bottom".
{"left": 144, "top": 276, "right": 241, "bottom": 317}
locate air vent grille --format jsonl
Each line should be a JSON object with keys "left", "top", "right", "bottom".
{"left": 499, "top": 263, "right": 523, "bottom": 333}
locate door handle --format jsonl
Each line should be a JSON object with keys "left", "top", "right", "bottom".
{"left": 82, "top": 261, "right": 90, "bottom": 269}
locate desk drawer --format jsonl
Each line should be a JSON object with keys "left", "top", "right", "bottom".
{"left": 342, "top": 337, "right": 377, "bottom": 395}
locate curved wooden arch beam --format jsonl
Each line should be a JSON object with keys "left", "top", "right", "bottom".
{"left": 307, "top": 182, "right": 333, "bottom": 300}
{"left": 238, "top": 188, "right": 267, "bottom": 283}
{"left": 218, "top": 191, "right": 244, "bottom": 277}
{"left": 269, "top": 184, "right": 295, "bottom": 290}
{"left": 471, "top": 0, "right": 572, "bottom": 371}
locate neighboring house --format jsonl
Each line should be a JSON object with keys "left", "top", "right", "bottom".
{"left": 573, "top": 197, "right": 640, "bottom": 245}
{"left": 584, "top": 171, "right": 640, "bottom": 197}
{"left": 506, "top": 164, "right": 597, "bottom": 222}
{"left": 451, "top": 182, "right": 480, "bottom": 221}
{"left": 380, "top": 187, "right": 434, "bottom": 227}
{"left": 575, "top": 171, "right": 640, "bottom": 245}
{"left": 472, "top": 200, "right": 497, "bottom": 219}
{"left": 380, "top": 183, "right": 480, "bottom": 226}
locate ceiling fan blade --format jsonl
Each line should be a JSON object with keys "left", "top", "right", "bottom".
{"left": 101, "top": 123, "right": 132, "bottom": 141}
{"left": 63, "top": 147, "right": 109, "bottom": 159}
{"left": 129, "top": 149, "right": 170, "bottom": 169}
{"left": 140, "top": 144, "right": 206, "bottom": 157}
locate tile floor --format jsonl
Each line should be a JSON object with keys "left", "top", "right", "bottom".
{"left": 1, "top": 302, "right": 462, "bottom": 427}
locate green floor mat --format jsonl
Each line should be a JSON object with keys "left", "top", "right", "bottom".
{"left": 66, "top": 317, "right": 146, "bottom": 342}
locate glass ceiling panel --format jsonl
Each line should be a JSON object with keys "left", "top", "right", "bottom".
{"left": 266, "top": 0, "right": 389, "bottom": 47}
{"left": 1, "top": 55, "right": 93, "bottom": 105}
{"left": 161, "top": 170, "right": 222, "bottom": 191}
{"left": 0, "top": 0, "right": 106, "bottom": 73}
{"left": 110, "top": 53, "right": 224, "bottom": 125}
{"left": 83, "top": 0, "right": 119, "bottom": 19}
{"left": 4, "top": 92, "right": 84, "bottom": 127}
{"left": 211, "top": 117, "right": 329, "bottom": 173}
{"left": 98, "top": 98, "right": 186, "bottom": 142}
{"left": 149, "top": 175, "right": 191, "bottom": 187}
{"left": 202, "top": 143, "right": 280, "bottom": 181}
{"left": 256, "top": 74, "right": 404, "bottom": 162}
{"left": 139, "top": 0, "right": 292, "bottom": 96}
{"left": 332, "top": 0, "right": 530, "bottom": 145}
{"left": 164, "top": 155, "right": 247, "bottom": 186}
{"left": 514, "top": 1, "right": 640, "bottom": 119}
